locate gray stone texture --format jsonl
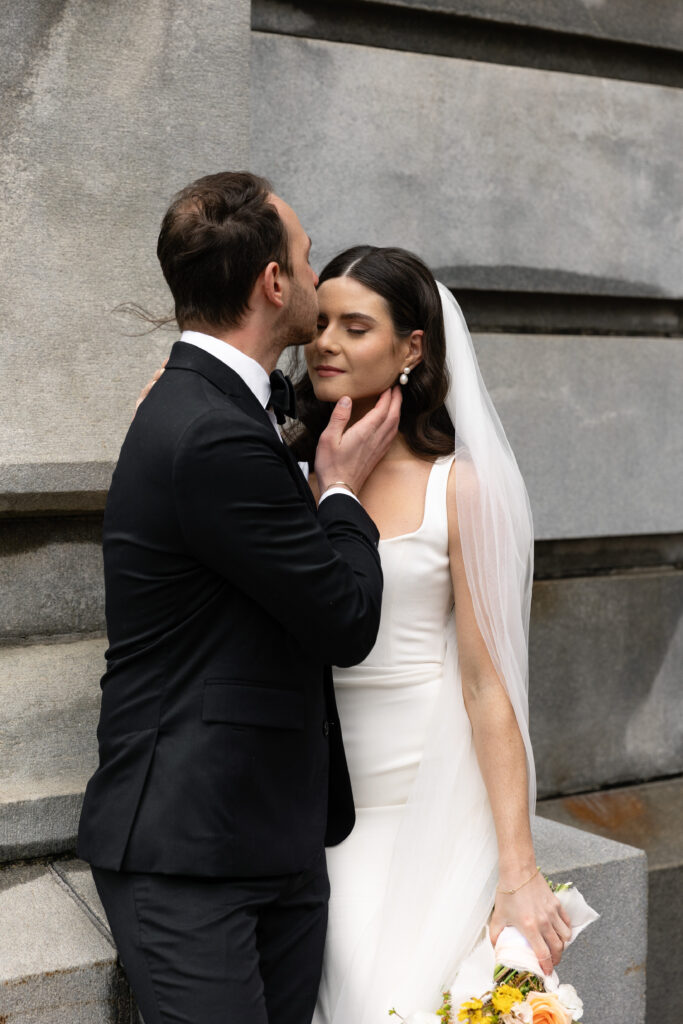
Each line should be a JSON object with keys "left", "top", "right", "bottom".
{"left": 0, "top": 462, "right": 112, "bottom": 514}
{"left": 531, "top": 815, "right": 647, "bottom": 1024}
{"left": 1, "top": 0, "right": 250, "bottom": 471}
{"left": 0, "top": 862, "right": 134, "bottom": 1023}
{"left": 472, "top": 333, "right": 683, "bottom": 540}
{"left": 252, "top": 34, "right": 683, "bottom": 298}
{"left": 349, "top": 0, "right": 683, "bottom": 51}
{"left": 0, "top": 516, "right": 104, "bottom": 640}
{"left": 529, "top": 571, "right": 683, "bottom": 798}
{"left": 538, "top": 777, "right": 683, "bottom": 1024}
{"left": 0, "top": 638, "right": 103, "bottom": 861}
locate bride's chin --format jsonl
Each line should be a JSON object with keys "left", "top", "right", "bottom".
{"left": 311, "top": 382, "right": 350, "bottom": 404}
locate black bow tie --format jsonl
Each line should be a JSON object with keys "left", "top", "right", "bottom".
{"left": 269, "top": 369, "right": 297, "bottom": 424}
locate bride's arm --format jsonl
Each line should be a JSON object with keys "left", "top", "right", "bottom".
{"left": 446, "top": 461, "right": 571, "bottom": 975}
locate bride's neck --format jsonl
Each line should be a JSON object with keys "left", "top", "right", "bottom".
{"left": 349, "top": 395, "right": 413, "bottom": 464}
{"left": 350, "top": 393, "right": 413, "bottom": 466}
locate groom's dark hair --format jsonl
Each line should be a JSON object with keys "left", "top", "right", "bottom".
{"left": 157, "top": 171, "right": 292, "bottom": 330}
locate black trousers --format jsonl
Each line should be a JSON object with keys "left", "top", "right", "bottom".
{"left": 92, "top": 851, "right": 329, "bottom": 1024}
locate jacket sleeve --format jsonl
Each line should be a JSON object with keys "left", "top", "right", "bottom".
{"left": 172, "top": 409, "right": 383, "bottom": 666}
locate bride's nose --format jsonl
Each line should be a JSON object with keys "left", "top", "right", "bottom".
{"left": 316, "top": 325, "right": 341, "bottom": 353}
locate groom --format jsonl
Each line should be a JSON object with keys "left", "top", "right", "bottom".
{"left": 78, "top": 172, "right": 400, "bottom": 1024}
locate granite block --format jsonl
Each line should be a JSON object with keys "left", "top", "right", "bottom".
{"left": 529, "top": 571, "right": 683, "bottom": 796}
{"left": 538, "top": 777, "right": 683, "bottom": 1024}
{"left": 252, "top": 35, "right": 683, "bottom": 298}
{"left": 347, "top": 0, "right": 683, "bottom": 51}
{"left": 1, "top": 0, "right": 250, "bottom": 469}
{"left": 532, "top": 815, "right": 647, "bottom": 1023}
{"left": 0, "top": 638, "right": 104, "bottom": 861}
{"left": 0, "top": 862, "right": 133, "bottom": 1022}
{"left": 0, "top": 516, "right": 104, "bottom": 639}
{"left": 472, "top": 334, "right": 683, "bottom": 541}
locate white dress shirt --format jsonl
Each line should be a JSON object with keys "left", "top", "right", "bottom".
{"left": 180, "top": 331, "right": 356, "bottom": 504}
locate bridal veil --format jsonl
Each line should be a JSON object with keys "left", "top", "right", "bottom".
{"left": 329, "top": 285, "right": 536, "bottom": 1023}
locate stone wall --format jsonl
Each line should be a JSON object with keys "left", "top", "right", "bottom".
{"left": 1, "top": 0, "right": 251, "bottom": 475}
{"left": 1, "top": 1, "right": 680, "bottom": 1021}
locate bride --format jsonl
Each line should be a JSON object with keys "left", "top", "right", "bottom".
{"left": 288, "top": 245, "right": 571, "bottom": 1024}
{"left": 137, "top": 243, "right": 571, "bottom": 1023}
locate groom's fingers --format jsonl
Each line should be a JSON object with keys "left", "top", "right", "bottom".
{"left": 372, "top": 387, "right": 403, "bottom": 450}
{"left": 325, "top": 396, "right": 353, "bottom": 445}
{"left": 315, "top": 386, "right": 402, "bottom": 495}
{"left": 352, "top": 387, "right": 401, "bottom": 450}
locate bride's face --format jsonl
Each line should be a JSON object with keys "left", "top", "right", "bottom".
{"left": 306, "top": 276, "right": 419, "bottom": 404}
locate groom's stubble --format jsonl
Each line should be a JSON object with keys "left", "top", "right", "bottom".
{"left": 277, "top": 275, "right": 319, "bottom": 351}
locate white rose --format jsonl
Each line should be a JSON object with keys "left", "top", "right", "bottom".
{"left": 501, "top": 1003, "right": 533, "bottom": 1024}
{"left": 556, "top": 983, "right": 583, "bottom": 1020}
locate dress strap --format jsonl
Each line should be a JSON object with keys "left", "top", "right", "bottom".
{"left": 421, "top": 454, "right": 456, "bottom": 539}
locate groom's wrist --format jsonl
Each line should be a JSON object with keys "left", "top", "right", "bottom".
{"left": 319, "top": 481, "right": 360, "bottom": 506}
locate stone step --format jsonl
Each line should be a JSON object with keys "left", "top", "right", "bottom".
{"left": 0, "top": 819, "right": 646, "bottom": 1024}
{"left": 0, "top": 515, "right": 105, "bottom": 641}
{"left": 538, "top": 776, "right": 683, "bottom": 1024}
{"left": 0, "top": 638, "right": 103, "bottom": 861}
{"left": 0, "top": 860, "right": 134, "bottom": 1023}
{"left": 531, "top": 815, "right": 647, "bottom": 1024}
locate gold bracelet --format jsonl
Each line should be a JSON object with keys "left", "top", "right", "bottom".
{"left": 497, "top": 865, "right": 541, "bottom": 896}
{"left": 323, "top": 480, "right": 357, "bottom": 496}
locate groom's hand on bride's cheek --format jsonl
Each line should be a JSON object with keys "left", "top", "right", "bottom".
{"left": 315, "top": 387, "right": 402, "bottom": 497}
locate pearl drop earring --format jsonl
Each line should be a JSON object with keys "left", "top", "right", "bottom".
{"left": 399, "top": 366, "right": 411, "bottom": 386}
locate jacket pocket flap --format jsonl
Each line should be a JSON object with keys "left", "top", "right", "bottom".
{"left": 202, "top": 681, "right": 304, "bottom": 730}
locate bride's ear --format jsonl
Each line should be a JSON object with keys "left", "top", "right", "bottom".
{"left": 406, "top": 329, "right": 424, "bottom": 370}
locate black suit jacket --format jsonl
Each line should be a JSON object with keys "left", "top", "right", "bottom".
{"left": 77, "top": 342, "right": 382, "bottom": 877}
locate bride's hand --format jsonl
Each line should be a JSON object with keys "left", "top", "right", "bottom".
{"left": 489, "top": 870, "right": 572, "bottom": 975}
{"left": 134, "top": 359, "right": 167, "bottom": 414}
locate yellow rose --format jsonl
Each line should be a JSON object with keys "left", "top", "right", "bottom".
{"left": 526, "top": 992, "right": 573, "bottom": 1024}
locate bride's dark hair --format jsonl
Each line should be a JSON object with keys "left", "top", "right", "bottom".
{"left": 287, "top": 245, "right": 455, "bottom": 464}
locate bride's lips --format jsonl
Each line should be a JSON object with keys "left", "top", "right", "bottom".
{"left": 314, "top": 365, "right": 346, "bottom": 377}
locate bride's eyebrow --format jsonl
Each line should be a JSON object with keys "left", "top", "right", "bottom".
{"left": 340, "top": 312, "right": 377, "bottom": 325}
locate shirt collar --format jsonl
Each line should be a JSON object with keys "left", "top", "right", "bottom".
{"left": 179, "top": 330, "right": 271, "bottom": 409}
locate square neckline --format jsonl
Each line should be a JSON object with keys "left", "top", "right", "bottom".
{"left": 378, "top": 455, "right": 453, "bottom": 544}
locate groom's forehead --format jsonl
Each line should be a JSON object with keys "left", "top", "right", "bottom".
{"left": 270, "top": 193, "right": 307, "bottom": 243}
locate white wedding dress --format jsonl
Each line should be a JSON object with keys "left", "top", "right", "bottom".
{"left": 314, "top": 453, "right": 499, "bottom": 1024}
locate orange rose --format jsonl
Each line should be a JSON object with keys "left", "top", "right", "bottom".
{"left": 526, "top": 992, "right": 573, "bottom": 1024}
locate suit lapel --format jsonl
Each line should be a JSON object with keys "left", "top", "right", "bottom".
{"left": 166, "top": 342, "right": 317, "bottom": 514}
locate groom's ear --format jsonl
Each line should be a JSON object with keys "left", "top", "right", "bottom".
{"left": 261, "top": 260, "right": 286, "bottom": 310}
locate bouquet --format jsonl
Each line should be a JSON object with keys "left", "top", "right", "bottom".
{"left": 390, "top": 879, "right": 598, "bottom": 1024}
